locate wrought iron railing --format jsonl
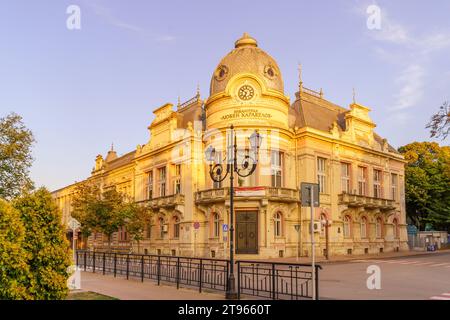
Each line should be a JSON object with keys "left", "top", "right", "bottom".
{"left": 76, "top": 251, "right": 322, "bottom": 300}
{"left": 236, "top": 260, "right": 322, "bottom": 300}
{"left": 76, "top": 250, "right": 229, "bottom": 293}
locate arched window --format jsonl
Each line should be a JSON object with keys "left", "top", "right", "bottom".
{"left": 376, "top": 217, "right": 383, "bottom": 238}
{"left": 173, "top": 216, "right": 180, "bottom": 239}
{"left": 360, "top": 217, "right": 368, "bottom": 239}
{"left": 159, "top": 217, "right": 165, "bottom": 239}
{"left": 393, "top": 219, "right": 399, "bottom": 239}
{"left": 212, "top": 213, "right": 220, "bottom": 238}
{"left": 274, "top": 212, "right": 283, "bottom": 237}
{"left": 343, "top": 215, "right": 351, "bottom": 238}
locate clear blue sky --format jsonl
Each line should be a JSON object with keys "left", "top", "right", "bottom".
{"left": 1, "top": 0, "right": 449, "bottom": 191}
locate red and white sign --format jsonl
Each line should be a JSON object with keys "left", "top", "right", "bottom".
{"left": 235, "top": 187, "right": 265, "bottom": 197}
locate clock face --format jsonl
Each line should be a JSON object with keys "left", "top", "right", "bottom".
{"left": 238, "top": 85, "right": 255, "bottom": 101}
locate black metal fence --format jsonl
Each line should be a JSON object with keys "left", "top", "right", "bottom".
{"left": 76, "top": 250, "right": 321, "bottom": 300}
{"left": 237, "top": 260, "right": 322, "bottom": 300}
{"left": 76, "top": 250, "right": 229, "bottom": 293}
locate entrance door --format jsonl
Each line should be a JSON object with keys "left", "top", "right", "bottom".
{"left": 236, "top": 211, "right": 258, "bottom": 254}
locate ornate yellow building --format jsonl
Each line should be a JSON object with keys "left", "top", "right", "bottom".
{"left": 53, "top": 33, "right": 408, "bottom": 258}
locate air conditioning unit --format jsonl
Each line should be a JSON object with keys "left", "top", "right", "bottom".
{"left": 312, "top": 221, "right": 322, "bottom": 233}
{"left": 162, "top": 225, "right": 168, "bottom": 233}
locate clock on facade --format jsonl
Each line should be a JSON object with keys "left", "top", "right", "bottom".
{"left": 238, "top": 85, "right": 255, "bottom": 101}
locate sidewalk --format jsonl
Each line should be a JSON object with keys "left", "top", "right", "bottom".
{"left": 244, "top": 248, "right": 450, "bottom": 265}
{"left": 79, "top": 271, "right": 225, "bottom": 300}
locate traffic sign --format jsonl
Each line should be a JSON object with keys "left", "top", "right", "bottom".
{"left": 68, "top": 217, "right": 80, "bottom": 231}
{"left": 222, "top": 224, "right": 229, "bottom": 232}
{"left": 301, "top": 183, "right": 320, "bottom": 207}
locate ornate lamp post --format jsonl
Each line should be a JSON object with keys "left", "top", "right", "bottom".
{"left": 205, "top": 124, "right": 262, "bottom": 299}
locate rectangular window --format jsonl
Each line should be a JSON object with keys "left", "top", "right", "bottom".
{"left": 317, "top": 157, "right": 327, "bottom": 193}
{"left": 391, "top": 173, "right": 398, "bottom": 201}
{"left": 341, "top": 163, "right": 351, "bottom": 193}
{"left": 146, "top": 223, "right": 151, "bottom": 239}
{"left": 146, "top": 171, "right": 153, "bottom": 200}
{"left": 174, "top": 164, "right": 181, "bottom": 194}
{"left": 119, "top": 226, "right": 128, "bottom": 242}
{"left": 358, "top": 166, "right": 367, "bottom": 196}
{"left": 373, "top": 169, "right": 382, "bottom": 198}
{"left": 271, "top": 151, "right": 283, "bottom": 187}
{"left": 158, "top": 167, "right": 166, "bottom": 197}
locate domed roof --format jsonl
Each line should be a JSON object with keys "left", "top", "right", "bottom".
{"left": 209, "top": 33, "right": 284, "bottom": 96}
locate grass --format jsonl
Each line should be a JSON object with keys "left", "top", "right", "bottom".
{"left": 67, "top": 291, "right": 119, "bottom": 300}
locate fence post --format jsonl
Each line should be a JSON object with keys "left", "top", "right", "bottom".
{"left": 141, "top": 255, "right": 144, "bottom": 282}
{"left": 157, "top": 256, "right": 161, "bottom": 286}
{"left": 315, "top": 266, "right": 320, "bottom": 300}
{"left": 114, "top": 253, "right": 117, "bottom": 277}
{"left": 126, "top": 254, "right": 130, "bottom": 280}
{"left": 93, "top": 251, "right": 96, "bottom": 273}
{"left": 237, "top": 261, "right": 241, "bottom": 300}
{"left": 271, "top": 263, "right": 276, "bottom": 300}
{"left": 84, "top": 251, "right": 87, "bottom": 271}
{"left": 199, "top": 259, "right": 203, "bottom": 293}
{"left": 103, "top": 252, "right": 106, "bottom": 275}
{"left": 176, "top": 257, "right": 180, "bottom": 289}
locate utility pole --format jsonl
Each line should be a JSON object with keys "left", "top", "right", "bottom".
{"left": 310, "top": 186, "right": 316, "bottom": 301}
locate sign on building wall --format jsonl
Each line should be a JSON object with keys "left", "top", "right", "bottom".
{"left": 235, "top": 187, "right": 265, "bottom": 197}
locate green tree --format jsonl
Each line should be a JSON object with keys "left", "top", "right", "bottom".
{"left": 0, "top": 113, "right": 35, "bottom": 200}
{"left": 71, "top": 183, "right": 134, "bottom": 251}
{"left": 124, "top": 202, "right": 151, "bottom": 254}
{"left": 398, "top": 142, "right": 450, "bottom": 231}
{"left": 0, "top": 199, "right": 30, "bottom": 299}
{"left": 13, "top": 188, "right": 71, "bottom": 300}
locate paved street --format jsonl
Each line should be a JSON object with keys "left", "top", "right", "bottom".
{"left": 319, "top": 251, "right": 450, "bottom": 300}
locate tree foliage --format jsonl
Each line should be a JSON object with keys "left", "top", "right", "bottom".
{"left": 71, "top": 183, "right": 148, "bottom": 251}
{"left": 13, "top": 188, "right": 71, "bottom": 300}
{"left": 426, "top": 101, "right": 449, "bottom": 140}
{"left": 124, "top": 202, "right": 151, "bottom": 253}
{"left": 398, "top": 142, "right": 450, "bottom": 231}
{"left": 0, "top": 199, "right": 30, "bottom": 299}
{"left": 0, "top": 113, "right": 35, "bottom": 200}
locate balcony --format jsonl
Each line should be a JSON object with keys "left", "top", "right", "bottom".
{"left": 195, "top": 187, "right": 299, "bottom": 205}
{"left": 338, "top": 193, "right": 395, "bottom": 211}
{"left": 138, "top": 194, "right": 185, "bottom": 209}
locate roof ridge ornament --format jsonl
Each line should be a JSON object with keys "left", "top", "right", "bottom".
{"left": 235, "top": 32, "right": 258, "bottom": 48}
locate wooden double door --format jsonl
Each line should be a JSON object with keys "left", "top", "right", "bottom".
{"left": 236, "top": 211, "right": 258, "bottom": 254}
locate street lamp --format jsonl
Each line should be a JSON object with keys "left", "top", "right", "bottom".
{"left": 205, "top": 124, "right": 262, "bottom": 299}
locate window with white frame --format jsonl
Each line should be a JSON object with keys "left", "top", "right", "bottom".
{"left": 376, "top": 218, "right": 382, "bottom": 238}
{"left": 317, "top": 157, "right": 327, "bottom": 193}
{"left": 158, "top": 167, "right": 166, "bottom": 197}
{"left": 146, "top": 171, "right": 153, "bottom": 200}
{"left": 212, "top": 213, "right": 220, "bottom": 238}
{"left": 393, "top": 219, "right": 399, "bottom": 238}
{"left": 274, "top": 212, "right": 283, "bottom": 237}
{"left": 391, "top": 173, "right": 398, "bottom": 201}
{"left": 174, "top": 164, "right": 181, "bottom": 194}
{"left": 271, "top": 151, "right": 283, "bottom": 188}
{"left": 360, "top": 217, "right": 367, "bottom": 238}
{"left": 343, "top": 216, "right": 351, "bottom": 238}
{"left": 373, "top": 169, "right": 382, "bottom": 198}
{"left": 357, "top": 166, "right": 367, "bottom": 196}
{"left": 159, "top": 218, "right": 165, "bottom": 239}
{"left": 341, "top": 163, "right": 351, "bottom": 193}
{"left": 173, "top": 216, "right": 180, "bottom": 239}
